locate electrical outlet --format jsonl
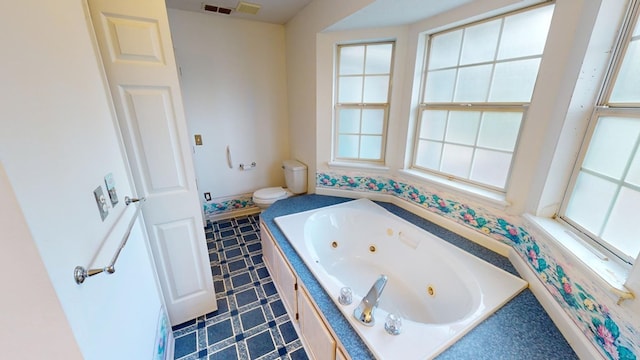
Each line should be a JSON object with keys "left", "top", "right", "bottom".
{"left": 204, "top": 192, "right": 211, "bottom": 201}
{"left": 104, "top": 173, "right": 118, "bottom": 206}
{"left": 93, "top": 186, "right": 109, "bottom": 221}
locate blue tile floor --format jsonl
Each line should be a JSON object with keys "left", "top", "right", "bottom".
{"left": 171, "top": 214, "right": 308, "bottom": 360}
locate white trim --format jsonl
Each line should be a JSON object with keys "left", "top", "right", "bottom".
{"left": 509, "top": 250, "right": 605, "bottom": 360}
{"left": 398, "top": 169, "right": 510, "bottom": 210}
{"left": 523, "top": 214, "right": 635, "bottom": 303}
{"left": 327, "top": 160, "right": 390, "bottom": 172}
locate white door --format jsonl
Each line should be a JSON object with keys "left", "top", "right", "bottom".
{"left": 87, "top": 0, "right": 217, "bottom": 325}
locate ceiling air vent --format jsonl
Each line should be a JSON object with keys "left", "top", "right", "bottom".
{"left": 203, "top": 4, "right": 218, "bottom": 12}
{"left": 202, "top": 3, "right": 233, "bottom": 15}
{"left": 236, "top": 1, "right": 261, "bottom": 15}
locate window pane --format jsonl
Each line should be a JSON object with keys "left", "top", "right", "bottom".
{"left": 625, "top": 146, "right": 640, "bottom": 187}
{"left": 489, "top": 59, "right": 540, "bottom": 102}
{"left": 601, "top": 187, "right": 640, "bottom": 259}
{"left": 416, "top": 140, "right": 442, "bottom": 170}
{"left": 609, "top": 39, "right": 640, "bottom": 104}
{"left": 441, "top": 144, "right": 473, "bottom": 178}
{"left": 497, "top": 5, "right": 554, "bottom": 60}
{"left": 445, "top": 111, "right": 480, "bottom": 145}
{"left": 454, "top": 64, "right": 492, "bottom": 102}
{"left": 417, "top": 5, "right": 552, "bottom": 191}
{"left": 477, "top": 112, "right": 522, "bottom": 151}
{"left": 470, "top": 149, "right": 512, "bottom": 188}
{"left": 582, "top": 117, "right": 640, "bottom": 179}
{"left": 338, "top": 109, "right": 360, "bottom": 133}
{"left": 335, "top": 42, "right": 393, "bottom": 163}
{"left": 365, "top": 44, "right": 393, "bottom": 74}
{"left": 337, "top": 135, "right": 359, "bottom": 158}
{"left": 338, "top": 76, "right": 363, "bottom": 103}
{"left": 419, "top": 110, "right": 447, "bottom": 140}
{"left": 339, "top": 46, "right": 364, "bottom": 75}
{"left": 460, "top": 19, "right": 501, "bottom": 66}
{"left": 360, "top": 135, "right": 382, "bottom": 159}
{"left": 363, "top": 75, "right": 390, "bottom": 103}
{"left": 361, "top": 109, "right": 384, "bottom": 134}
{"left": 424, "top": 69, "right": 456, "bottom": 102}
{"left": 566, "top": 172, "right": 618, "bottom": 235}
{"left": 428, "top": 30, "right": 462, "bottom": 70}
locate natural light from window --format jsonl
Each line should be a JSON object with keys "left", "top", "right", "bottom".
{"left": 563, "top": 10, "right": 640, "bottom": 264}
{"left": 413, "top": 4, "right": 554, "bottom": 191}
{"left": 335, "top": 42, "right": 394, "bottom": 163}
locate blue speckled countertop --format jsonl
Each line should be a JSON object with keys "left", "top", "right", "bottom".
{"left": 260, "top": 194, "right": 578, "bottom": 360}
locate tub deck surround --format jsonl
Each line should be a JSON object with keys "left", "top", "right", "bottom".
{"left": 261, "top": 194, "right": 579, "bottom": 360}
{"left": 274, "top": 199, "right": 528, "bottom": 359}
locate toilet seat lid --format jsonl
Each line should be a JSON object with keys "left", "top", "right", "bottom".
{"left": 254, "top": 187, "right": 287, "bottom": 200}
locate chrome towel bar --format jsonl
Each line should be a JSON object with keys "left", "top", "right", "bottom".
{"left": 74, "top": 196, "right": 145, "bottom": 285}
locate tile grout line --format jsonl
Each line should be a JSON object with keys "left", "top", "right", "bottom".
{"left": 171, "top": 214, "right": 308, "bottom": 360}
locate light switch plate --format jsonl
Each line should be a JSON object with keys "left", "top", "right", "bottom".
{"left": 104, "top": 173, "right": 118, "bottom": 206}
{"left": 194, "top": 134, "right": 203, "bottom": 146}
{"left": 93, "top": 186, "right": 109, "bottom": 221}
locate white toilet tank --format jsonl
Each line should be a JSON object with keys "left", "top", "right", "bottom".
{"left": 283, "top": 160, "right": 307, "bottom": 194}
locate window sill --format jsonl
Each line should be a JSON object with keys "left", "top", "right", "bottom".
{"left": 522, "top": 214, "right": 635, "bottom": 304}
{"left": 398, "top": 169, "right": 510, "bottom": 210}
{"left": 327, "top": 161, "right": 390, "bottom": 172}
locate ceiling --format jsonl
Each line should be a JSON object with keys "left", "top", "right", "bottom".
{"left": 164, "top": 0, "right": 475, "bottom": 29}
{"left": 327, "top": 0, "right": 474, "bottom": 31}
{"left": 164, "top": 0, "right": 313, "bottom": 24}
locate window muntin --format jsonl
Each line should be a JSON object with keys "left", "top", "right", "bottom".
{"left": 413, "top": 4, "right": 554, "bottom": 191}
{"left": 609, "top": 16, "right": 640, "bottom": 104}
{"left": 562, "top": 8, "right": 640, "bottom": 264}
{"left": 415, "top": 108, "right": 523, "bottom": 189}
{"left": 335, "top": 42, "right": 394, "bottom": 163}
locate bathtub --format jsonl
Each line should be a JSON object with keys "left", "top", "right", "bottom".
{"left": 274, "top": 198, "right": 527, "bottom": 359}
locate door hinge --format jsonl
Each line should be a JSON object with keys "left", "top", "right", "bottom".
{"left": 295, "top": 313, "right": 299, "bottom": 320}
{"left": 294, "top": 283, "right": 298, "bottom": 291}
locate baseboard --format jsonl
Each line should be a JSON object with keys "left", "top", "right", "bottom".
{"left": 207, "top": 207, "right": 261, "bottom": 222}
{"left": 509, "top": 250, "right": 604, "bottom": 360}
{"left": 165, "top": 331, "right": 175, "bottom": 360}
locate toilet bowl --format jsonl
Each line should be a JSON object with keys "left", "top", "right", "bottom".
{"left": 252, "top": 187, "right": 293, "bottom": 209}
{"left": 252, "top": 160, "right": 307, "bottom": 210}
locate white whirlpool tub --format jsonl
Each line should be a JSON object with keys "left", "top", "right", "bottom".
{"left": 274, "top": 198, "right": 527, "bottom": 359}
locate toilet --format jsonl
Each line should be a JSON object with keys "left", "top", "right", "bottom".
{"left": 252, "top": 160, "right": 308, "bottom": 210}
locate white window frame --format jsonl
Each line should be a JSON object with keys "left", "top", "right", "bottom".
{"left": 334, "top": 41, "right": 395, "bottom": 164}
{"left": 559, "top": 2, "right": 640, "bottom": 265}
{"left": 411, "top": 3, "right": 554, "bottom": 193}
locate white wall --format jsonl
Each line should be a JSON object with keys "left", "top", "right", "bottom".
{"left": 311, "top": 0, "right": 611, "bottom": 213}
{"left": 297, "top": 0, "right": 640, "bottom": 357}
{"left": 0, "top": 1, "right": 165, "bottom": 359}
{"left": 285, "top": 0, "right": 375, "bottom": 192}
{"left": 0, "top": 163, "right": 82, "bottom": 359}
{"left": 168, "top": 9, "right": 290, "bottom": 200}
{"left": 316, "top": 26, "right": 410, "bottom": 172}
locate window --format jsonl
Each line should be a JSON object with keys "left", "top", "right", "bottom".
{"left": 413, "top": 4, "right": 554, "bottom": 191}
{"left": 562, "top": 6, "right": 640, "bottom": 264}
{"left": 334, "top": 42, "right": 394, "bottom": 163}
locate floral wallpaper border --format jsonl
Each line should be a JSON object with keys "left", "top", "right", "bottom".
{"left": 317, "top": 171, "right": 638, "bottom": 360}
{"left": 203, "top": 193, "right": 257, "bottom": 220}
